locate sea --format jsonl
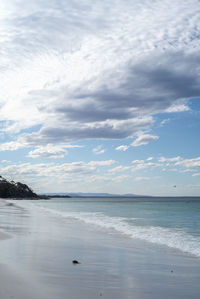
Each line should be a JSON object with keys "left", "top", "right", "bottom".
{"left": 10, "top": 196, "right": 200, "bottom": 258}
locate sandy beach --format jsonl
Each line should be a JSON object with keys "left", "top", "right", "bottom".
{"left": 0, "top": 229, "right": 11, "bottom": 240}
{"left": 0, "top": 198, "right": 200, "bottom": 299}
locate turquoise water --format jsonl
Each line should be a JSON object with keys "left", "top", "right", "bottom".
{"left": 22, "top": 197, "right": 200, "bottom": 258}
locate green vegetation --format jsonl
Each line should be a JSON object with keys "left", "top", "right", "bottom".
{"left": 0, "top": 176, "right": 38, "bottom": 199}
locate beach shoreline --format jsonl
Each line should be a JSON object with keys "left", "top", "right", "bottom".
{"left": 0, "top": 199, "right": 200, "bottom": 299}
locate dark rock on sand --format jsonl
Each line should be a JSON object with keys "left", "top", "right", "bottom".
{"left": 72, "top": 260, "right": 81, "bottom": 264}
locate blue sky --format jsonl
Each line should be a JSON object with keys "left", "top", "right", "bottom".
{"left": 0, "top": 0, "right": 200, "bottom": 196}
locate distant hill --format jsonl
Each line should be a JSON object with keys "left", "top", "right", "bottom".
{"left": 0, "top": 177, "right": 150, "bottom": 199}
{"left": 68, "top": 192, "right": 151, "bottom": 198}
{"left": 41, "top": 192, "right": 150, "bottom": 198}
{"left": 0, "top": 176, "right": 39, "bottom": 199}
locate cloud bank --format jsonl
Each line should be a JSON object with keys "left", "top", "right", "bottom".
{"left": 0, "top": 155, "right": 199, "bottom": 194}
{"left": 0, "top": 0, "right": 200, "bottom": 149}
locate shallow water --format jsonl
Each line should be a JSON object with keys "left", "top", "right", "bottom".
{"left": 11, "top": 196, "right": 200, "bottom": 257}
{"left": 1, "top": 197, "right": 200, "bottom": 299}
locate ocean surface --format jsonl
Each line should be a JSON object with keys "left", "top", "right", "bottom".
{"left": 12, "top": 196, "right": 200, "bottom": 258}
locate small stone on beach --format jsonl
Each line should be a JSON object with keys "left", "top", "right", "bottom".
{"left": 72, "top": 260, "right": 80, "bottom": 264}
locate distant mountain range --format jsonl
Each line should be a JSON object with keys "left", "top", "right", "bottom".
{"left": 40, "top": 192, "right": 151, "bottom": 198}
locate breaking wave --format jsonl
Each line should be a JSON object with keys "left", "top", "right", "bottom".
{"left": 27, "top": 203, "right": 200, "bottom": 258}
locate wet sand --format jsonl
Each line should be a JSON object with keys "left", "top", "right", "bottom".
{"left": 0, "top": 230, "right": 11, "bottom": 240}
{"left": 0, "top": 199, "right": 200, "bottom": 299}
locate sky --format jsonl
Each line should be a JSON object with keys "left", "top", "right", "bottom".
{"left": 0, "top": 0, "right": 200, "bottom": 196}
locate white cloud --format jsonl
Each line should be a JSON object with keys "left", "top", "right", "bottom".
{"left": 158, "top": 156, "right": 200, "bottom": 174}
{"left": 88, "top": 175, "right": 111, "bottom": 183}
{"left": 0, "top": 160, "right": 116, "bottom": 180}
{"left": 1, "top": 160, "right": 11, "bottom": 163}
{"left": 159, "top": 156, "right": 181, "bottom": 163}
{"left": 0, "top": 159, "right": 118, "bottom": 192}
{"left": 135, "top": 177, "right": 150, "bottom": 182}
{"left": 132, "top": 160, "right": 145, "bottom": 164}
{"left": 0, "top": 140, "right": 29, "bottom": 151}
{"left": 166, "top": 103, "right": 190, "bottom": 113}
{"left": 107, "top": 155, "right": 200, "bottom": 186}
{"left": 89, "top": 160, "right": 116, "bottom": 166}
{"left": 28, "top": 144, "right": 67, "bottom": 159}
{"left": 0, "top": 0, "right": 200, "bottom": 195}
{"left": 1, "top": 153, "right": 199, "bottom": 194}
{"left": 0, "top": 0, "right": 199, "bottom": 146}
{"left": 160, "top": 118, "right": 170, "bottom": 127}
{"left": 111, "top": 175, "right": 132, "bottom": 182}
{"left": 131, "top": 134, "right": 159, "bottom": 147}
{"left": 88, "top": 174, "right": 131, "bottom": 183}
{"left": 175, "top": 157, "right": 200, "bottom": 168}
{"left": 192, "top": 173, "right": 200, "bottom": 177}
{"left": 146, "top": 157, "right": 153, "bottom": 161}
{"left": 92, "top": 145, "right": 105, "bottom": 155}
{"left": 0, "top": 139, "right": 82, "bottom": 153}
{"left": 181, "top": 169, "right": 198, "bottom": 173}
{"left": 109, "top": 160, "right": 159, "bottom": 173}
{"left": 115, "top": 145, "right": 129, "bottom": 151}
{"left": 108, "top": 165, "right": 132, "bottom": 173}
{"left": 132, "top": 162, "right": 158, "bottom": 171}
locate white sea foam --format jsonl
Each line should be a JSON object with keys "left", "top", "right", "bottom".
{"left": 23, "top": 202, "right": 200, "bottom": 258}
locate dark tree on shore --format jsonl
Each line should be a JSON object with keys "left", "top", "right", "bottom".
{"left": 0, "top": 176, "right": 38, "bottom": 198}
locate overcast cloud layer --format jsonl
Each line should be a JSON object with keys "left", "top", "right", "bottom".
{"left": 1, "top": 0, "right": 200, "bottom": 144}
{"left": 0, "top": 0, "right": 200, "bottom": 195}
